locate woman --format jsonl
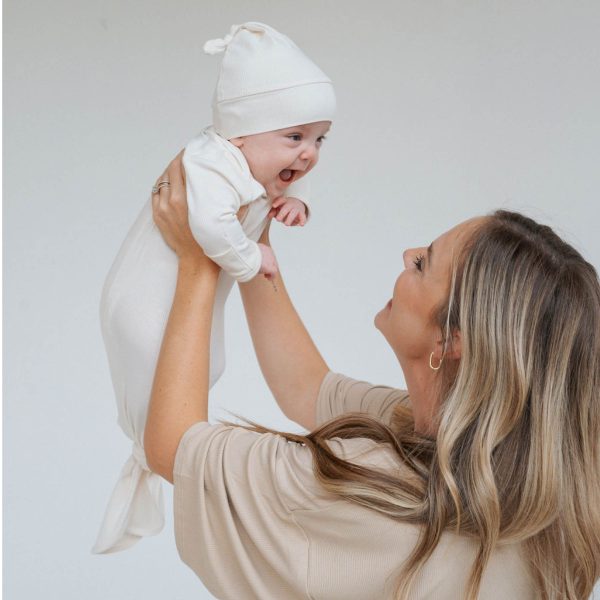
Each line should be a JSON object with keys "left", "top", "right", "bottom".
{"left": 144, "top": 153, "right": 600, "bottom": 599}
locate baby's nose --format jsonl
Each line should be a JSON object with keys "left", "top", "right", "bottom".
{"left": 300, "top": 145, "right": 318, "bottom": 162}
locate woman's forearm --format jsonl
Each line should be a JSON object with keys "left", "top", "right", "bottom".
{"left": 144, "top": 258, "right": 220, "bottom": 483}
{"left": 238, "top": 261, "right": 329, "bottom": 431}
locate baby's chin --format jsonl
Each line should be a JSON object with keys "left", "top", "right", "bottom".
{"left": 263, "top": 179, "right": 293, "bottom": 200}
{"left": 264, "top": 187, "right": 285, "bottom": 201}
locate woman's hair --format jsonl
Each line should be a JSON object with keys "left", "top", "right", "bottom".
{"left": 221, "top": 210, "right": 600, "bottom": 599}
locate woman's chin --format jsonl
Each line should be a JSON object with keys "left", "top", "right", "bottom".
{"left": 374, "top": 299, "right": 393, "bottom": 328}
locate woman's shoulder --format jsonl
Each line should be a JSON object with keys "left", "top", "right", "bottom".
{"left": 174, "top": 416, "right": 408, "bottom": 515}
{"left": 278, "top": 431, "right": 405, "bottom": 509}
{"left": 316, "top": 371, "right": 410, "bottom": 428}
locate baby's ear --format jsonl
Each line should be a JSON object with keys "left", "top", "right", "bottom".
{"left": 229, "top": 136, "right": 245, "bottom": 148}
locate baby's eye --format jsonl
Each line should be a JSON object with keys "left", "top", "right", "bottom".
{"left": 288, "top": 134, "right": 302, "bottom": 141}
{"left": 317, "top": 135, "right": 327, "bottom": 144}
{"left": 413, "top": 254, "right": 424, "bottom": 272}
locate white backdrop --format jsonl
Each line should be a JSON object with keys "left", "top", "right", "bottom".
{"left": 4, "top": 1, "right": 600, "bottom": 598}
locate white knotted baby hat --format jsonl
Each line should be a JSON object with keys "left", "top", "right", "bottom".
{"left": 204, "top": 22, "right": 336, "bottom": 139}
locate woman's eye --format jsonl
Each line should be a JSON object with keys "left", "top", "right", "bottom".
{"left": 413, "top": 254, "right": 424, "bottom": 271}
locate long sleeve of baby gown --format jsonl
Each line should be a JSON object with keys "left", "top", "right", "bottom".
{"left": 183, "top": 147, "right": 264, "bottom": 283}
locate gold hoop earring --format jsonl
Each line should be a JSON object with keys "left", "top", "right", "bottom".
{"left": 429, "top": 352, "right": 443, "bottom": 371}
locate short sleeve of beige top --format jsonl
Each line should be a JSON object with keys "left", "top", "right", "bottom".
{"left": 173, "top": 372, "right": 535, "bottom": 599}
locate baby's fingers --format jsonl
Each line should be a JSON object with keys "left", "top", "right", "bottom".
{"left": 292, "top": 212, "right": 306, "bottom": 227}
{"left": 284, "top": 208, "right": 299, "bottom": 226}
{"left": 271, "top": 196, "right": 287, "bottom": 209}
{"left": 275, "top": 205, "right": 292, "bottom": 222}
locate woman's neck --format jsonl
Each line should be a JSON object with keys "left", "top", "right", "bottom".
{"left": 401, "top": 358, "right": 440, "bottom": 437}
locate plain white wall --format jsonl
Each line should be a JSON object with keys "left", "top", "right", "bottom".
{"left": 4, "top": 1, "right": 600, "bottom": 598}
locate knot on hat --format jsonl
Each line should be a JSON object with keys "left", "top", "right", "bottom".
{"left": 203, "top": 22, "right": 265, "bottom": 55}
{"left": 203, "top": 21, "right": 336, "bottom": 139}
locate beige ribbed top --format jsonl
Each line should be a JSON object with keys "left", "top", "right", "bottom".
{"left": 173, "top": 372, "right": 535, "bottom": 599}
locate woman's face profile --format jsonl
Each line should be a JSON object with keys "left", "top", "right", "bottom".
{"left": 374, "top": 218, "right": 484, "bottom": 368}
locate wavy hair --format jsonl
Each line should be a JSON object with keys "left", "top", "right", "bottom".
{"left": 222, "top": 210, "right": 600, "bottom": 599}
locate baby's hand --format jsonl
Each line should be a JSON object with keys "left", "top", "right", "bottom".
{"left": 257, "top": 243, "right": 279, "bottom": 280}
{"left": 268, "top": 196, "right": 307, "bottom": 227}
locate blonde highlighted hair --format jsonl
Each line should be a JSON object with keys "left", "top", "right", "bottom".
{"left": 223, "top": 210, "right": 600, "bottom": 599}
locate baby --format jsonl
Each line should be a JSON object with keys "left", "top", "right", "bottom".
{"left": 92, "top": 22, "right": 335, "bottom": 554}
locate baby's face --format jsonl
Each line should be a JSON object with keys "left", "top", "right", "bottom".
{"left": 229, "top": 121, "right": 331, "bottom": 200}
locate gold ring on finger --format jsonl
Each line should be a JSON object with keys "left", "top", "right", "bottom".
{"left": 151, "top": 180, "right": 171, "bottom": 194}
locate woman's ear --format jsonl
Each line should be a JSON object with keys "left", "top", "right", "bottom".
{"left": 446, "top": 330, "right": 462, "bottom": 360}
{"left": 229, "top": 136, "right": 244, "bottom": 148}
{"left": 436, "top": 330, "right": 462, "bottom": 361}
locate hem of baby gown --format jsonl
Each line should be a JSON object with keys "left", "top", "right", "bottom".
{"left": 92, "top": 452, "right": 166, "bottom": 554}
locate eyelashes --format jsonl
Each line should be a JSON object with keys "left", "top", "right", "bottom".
{"left": 413, "top": 254, "right": 424, "bottom": 271}
{"left": 286, "top": 135, "right": 327, "bottom": 143}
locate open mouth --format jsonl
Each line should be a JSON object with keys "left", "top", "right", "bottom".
{"left": 278, "top": 169, "right": 297, "bottom": 185}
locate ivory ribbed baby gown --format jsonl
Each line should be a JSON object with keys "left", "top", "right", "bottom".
{"left": 92, "top": 127, "right": 309, "bottom": 554}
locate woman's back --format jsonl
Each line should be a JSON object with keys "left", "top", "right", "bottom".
{"left": 173, "top": 372, "right": 535, "bottom": 599}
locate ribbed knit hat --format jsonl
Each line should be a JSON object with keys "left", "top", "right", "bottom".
{"left": 203, "top": 22, "right": 336, "bottom": 139}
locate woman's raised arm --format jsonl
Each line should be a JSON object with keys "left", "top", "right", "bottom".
{"left": 238, "top": 225, "right": 329, "bottom": 431}
{"left": 144, "top": 153, "right": 220, "bottom": 483}
{"left": 145, "top": 152, "right": 329, "bottom": 436}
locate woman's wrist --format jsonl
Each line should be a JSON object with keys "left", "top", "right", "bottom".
{"left": 258, "top": 219, "right": 272, "bottom": 246}
{"left": 177, "top": 254, "right": 220, "bottom": 280}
